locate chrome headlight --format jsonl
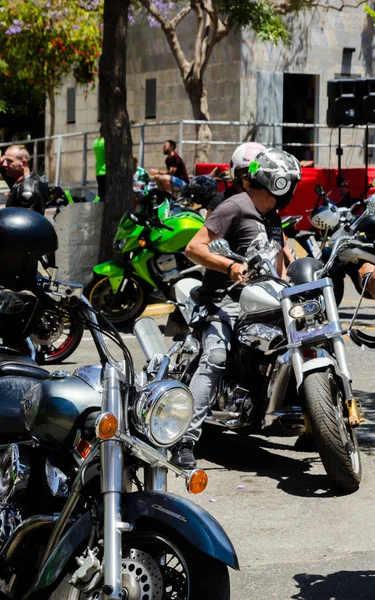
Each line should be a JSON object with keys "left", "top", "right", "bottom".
{"left": 113, "top": 237, "right": 127, "bottom": 251}
{"left": 132, "top": 380, "right": 194, "bottom": 447}
{"left": 289, "top": 300, "right": 320, "bottom": 320}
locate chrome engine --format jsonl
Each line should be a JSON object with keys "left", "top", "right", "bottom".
{"left": 0, "top": 444, "right": 30, "bottom": 546}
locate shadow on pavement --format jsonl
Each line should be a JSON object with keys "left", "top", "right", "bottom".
{"left": 195, "top": 432, "right": 335, "bottom": 499}
{"left": 291, "top": 570, "right": 375, "bottom": 599}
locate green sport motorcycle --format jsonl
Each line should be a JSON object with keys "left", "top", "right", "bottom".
{"left": 89, "top": 196, "right": 204, "bottom": 324}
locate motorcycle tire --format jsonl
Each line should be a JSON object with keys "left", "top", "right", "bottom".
{"left": 88, "top": 275, "right": 150, "bottom": 324}
{"left": 303, "top": 369, "right": 361, "bottom": 493}
{"left": 34, "top": 307, "right": 84, "bottom": 365}
{"left": 45, "top": 523, "right": 230, "bottom": 600}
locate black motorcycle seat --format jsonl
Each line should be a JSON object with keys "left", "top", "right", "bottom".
{"left": 0, "top": 353, "right": 49, "bottom": 380}
{"left": 190, "top": 286, "right": 224, "bottom": 304}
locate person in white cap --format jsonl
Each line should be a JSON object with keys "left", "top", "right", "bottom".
{"left": 170, "top": 142, "right": 302, "bottom": 469}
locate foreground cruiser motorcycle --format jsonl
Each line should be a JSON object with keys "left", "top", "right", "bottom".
{"left": 0, "top": 209, "right": 237, "bottom": 599}
{"left": 89, "top": 191, "right": 204, "bottom": 324}
{"left": 137, "top": 237, "right": 370, "bottom": 493}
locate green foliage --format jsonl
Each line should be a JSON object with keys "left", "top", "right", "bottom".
{"left": 0, "top": 0, "right": 103, "bottom": 96}
{"left": 217, "top": 0, "right": 290, "bottom": 43}
{"left": 365, "top": 3, "right": 375, "bottom": 19}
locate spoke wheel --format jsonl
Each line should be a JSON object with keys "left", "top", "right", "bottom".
{"left": 89, "top": 276, "right": 149, "bottom": 324}
{"left": 45, "top": 525, "right": 230, "bottom": 600}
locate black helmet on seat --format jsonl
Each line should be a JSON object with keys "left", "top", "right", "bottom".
{"left": 0, "top": 208, "right": 58, "bottom": 290}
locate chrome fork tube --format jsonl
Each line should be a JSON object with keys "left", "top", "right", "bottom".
{"left": 144, "top": 448, "right": 168, "bottom": 492}
{"left": 281, "top": 296, "right": 304, "bottom": 388}
{"left": 323, "top": 284, "right": 351, "bottom": 382}
{"left": 101, "top": 366, "right": 124, "bottom": 599}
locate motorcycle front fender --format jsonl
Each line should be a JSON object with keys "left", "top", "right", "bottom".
{"left": 28, "top": 490, "right": 239, "bottom": 596}
{"left": 125, "top": 491, "right": 239, "bottom": 570}
{"left": 93, "top": 260, "right": 128, "bottom": 294}
{"left": 300, "top": 355, "right": 348, "bottom": 388}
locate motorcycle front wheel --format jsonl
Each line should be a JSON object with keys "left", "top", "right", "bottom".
{"left": 303, "top": 368, "right": 361, "bottom": 493}
{"left": 88, "top": 276, "right": 150, "bottom": 324}
{"left": 46, "top": 524, "right": 230, "bottom": 600}
{"left": 32, "top": 306, "right": 84, "bottom": 365}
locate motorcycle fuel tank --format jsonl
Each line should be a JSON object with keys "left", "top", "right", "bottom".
{"left": 239, "top": 280, "right": 284, "bottom": 315}
{"left": 21, "top": 375, "right": 102, "bottom": 449}
{"left": 150, "top": 212, "right": 203, "bottom": 253}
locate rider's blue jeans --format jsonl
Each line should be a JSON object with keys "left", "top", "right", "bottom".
{"left": 184, "top": 299, "right": 239, "bottom": 444}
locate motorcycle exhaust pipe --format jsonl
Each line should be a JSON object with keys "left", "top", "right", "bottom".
{"left": 133, "top": 317, "right": 168, "bottom": 361}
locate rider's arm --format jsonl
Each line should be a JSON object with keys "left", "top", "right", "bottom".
{"left": 185, "top": 226, "right": 248, "bottom": 283}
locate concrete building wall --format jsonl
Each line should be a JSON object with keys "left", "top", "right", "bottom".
{"left": 240, "top": 6, "right": 375, "bottom": 167}
{"left": 48, "top": 5, "right": 375, "bottom": 186}
{"left": 47, "top": 14, "right": 241, "bottom": 185}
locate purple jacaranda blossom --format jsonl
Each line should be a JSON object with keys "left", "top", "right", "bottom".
{"left": 5, "top": 20, "right": 24, "bottom": 35}
{"left": 147, "top": 1, "right": 175, "bottom": 27}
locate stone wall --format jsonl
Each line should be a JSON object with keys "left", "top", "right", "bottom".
{"left": 240, "top": 6, "right": 374, "bottom": 167}
{"left": 47, "top": 4, "right": 375, "bottom": 183}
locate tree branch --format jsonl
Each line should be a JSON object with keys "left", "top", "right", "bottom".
{"left": 138, "top": 0, "right": 191, "bottom": 77}
{"left": 192, "top": 0, "right": 205, "bottom": 77}
{"left": 200, "top": 0, "right": 229, "bottom": 76}
{"left": 170, "top": 2, "right": 193, "bottom": 28}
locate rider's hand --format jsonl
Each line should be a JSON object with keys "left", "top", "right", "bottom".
{"left": 229, "top": 263, "right": 248, "bottom": 283}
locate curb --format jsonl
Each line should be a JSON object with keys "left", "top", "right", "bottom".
{"left": 140, "top": 303, "right": 175, "bottom": 317}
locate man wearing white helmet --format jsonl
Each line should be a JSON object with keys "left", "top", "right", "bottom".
{"left": 170, "top": 142, "right": 301, "bottom": 469}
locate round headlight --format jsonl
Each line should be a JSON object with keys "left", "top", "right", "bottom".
{"left": 132, "top": 381, "right": 193, "bottom": 447}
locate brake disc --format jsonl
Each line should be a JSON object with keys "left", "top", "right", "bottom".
{"left": 121, "top": 549, "right": 163, "bottom": 600}
{"left": 30, "top": 312, "right": 65, "bottom": 346}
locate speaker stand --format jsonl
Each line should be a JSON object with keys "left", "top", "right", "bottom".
{"left": 336, "top": 126, "right": 344, "bottom": 188}
{"left": 364, "top": 124, "right": 369, "bottom": 198}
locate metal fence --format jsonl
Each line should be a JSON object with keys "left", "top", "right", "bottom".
{"left": 1, "top": 120, "right": 374, "bottom": 188}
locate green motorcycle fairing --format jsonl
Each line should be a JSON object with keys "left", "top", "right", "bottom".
{"left": 149, "top": 212, "right": 203, "bottom": 253}
{"left": 95, "top": 205, "right": 203, "bottom": 294}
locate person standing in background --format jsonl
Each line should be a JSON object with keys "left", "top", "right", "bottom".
{"left": 0, "top": 145, "right": 48, "bottom": 214}
{"left": 93, "top": 127, "right": 106, "bottom": 202}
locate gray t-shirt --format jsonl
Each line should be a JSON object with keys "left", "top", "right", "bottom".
{"left": 203, "top": 191, "right": 284, "bottom": 292}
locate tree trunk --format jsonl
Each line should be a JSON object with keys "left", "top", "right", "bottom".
{"left": 46, "top": 85, "right": 55, "bottom": 181}
{"left": 98, "top": 0, "right": 133, "bottom": 261}
{"left": 185, "top": 76, "right": 212, "bottom": 164}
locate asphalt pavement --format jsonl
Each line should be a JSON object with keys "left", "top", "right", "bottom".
{"left": 45, "top": 280, "right": 375, "bottom": 600}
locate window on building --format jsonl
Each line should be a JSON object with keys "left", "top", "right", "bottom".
{"left": 145, "top": 78, "right": 157, "bottom": 119}
{"left": 341, "top": 48, "right": 355, "bottom": 77}
{"left": 67, "top": 87, "right": 76, "bottom": 124}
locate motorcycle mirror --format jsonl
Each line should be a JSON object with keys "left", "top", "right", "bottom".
{"left": 181, "top": 334, "right": 200, "bottom": 355}
{"left": 208, "top": 239, "right": 232, "bottom": 257}
{"left": 315, "top": 184, "right": 325, "bottom": 196}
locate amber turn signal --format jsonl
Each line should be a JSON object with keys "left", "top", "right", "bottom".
{"left": 187, "top": 469, "right": 208, "bottom": 494}
{"left": 96, "top": 412, "right": 119, "bottom": 440}
{"left": 138, "top": 239, "right": 147, "bottom": 248}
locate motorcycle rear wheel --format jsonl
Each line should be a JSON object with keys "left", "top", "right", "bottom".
{"left": 46, "top": 525, "right": 230, "bottom": 600}
{"left": 303, "top": 369, "right": 361, "bottom": 493}
{"left": 88, "top": 276, "right": 150, "bottom": 324}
